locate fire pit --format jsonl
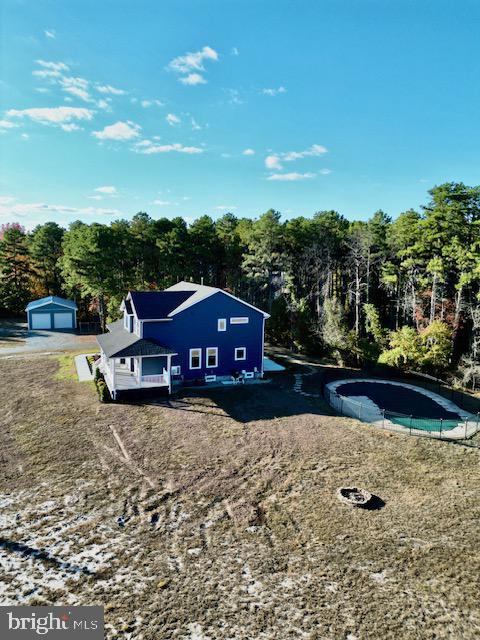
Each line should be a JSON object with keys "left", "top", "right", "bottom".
{"left": 337, "top": 486, "right": 372, "bottom": 507}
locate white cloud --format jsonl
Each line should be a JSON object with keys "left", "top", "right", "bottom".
{"left": 62, "top": 85, "right": 90, "bottom": 102}
{"left": 191, "top": 117, "right": 201, "bottom": 130}
{"left": 134, "top": 141, "right": 203, "bottom": 155}
{"left": 95, "top": 84, "right": 126, "bottom": 95}
{"left": 36, "top": 60, "right": 69, "bottom": 72}
{"left": 283, "top": 144, "right": 327, "bottom": 161}
{"left": 135, "top": 139, "right": 154, "bottom": 147}
{"left": 44, "top": 29, "right": 56, "bottom": 39}
{"left": 0, "top": 199, "right": 122, "bottom": 217}
{"left": 243, "top": 148, "right": 255, "bottom": 155}
{"left": 97, "top": 99, "right": 111, "bottom": 111}
{"left": 262, "top": 86, "right": 287, "bottom": 96}
{"left": 61, "top": 123, "right": 81, "bottom": 132}
{"left": 141, "top": 99, "right": 164, "bottom": 108}
{"left": 180, "top": 73, "right": 206, "bottom": 86}
{"left": 152, "top": 199, "right": 176, "bottom": 206}
{"left": 319, "top": 168, "right": 332, "bottom": 175}
{"left": 168, "top": 46, "right": 218, "bottom": 85}
{"left": 265, "top": 154, "right": 282, "bottom": 170}
{"left": 0, "top": 120, "right": 18, "bottom": 131}
{"left": 92, "top": 120, "right": 141, "bottom": 141}
{"left": 267, "top": 172, "right": 315, "bottom": 181}
{"left": 95, "top": 186, "right": 117, "bottom": 195}
{"left": 264, "top": 144, "right": 328, "bottom": 172}
{"left": 88, "top": 195, "right": 103, "bottom": 200}
{"left": 215, "top": 205, "right": 237, "bottom": 211}
{"left": 231, "top": 47, "right": 239, "bottom": 56}
{"left": 226, "top": 89, "right": 243, "bottom": 105}
{"left": 21, "top": 133, "right": 29, "bottom": 140}
{"left": 7, "top": 106, "right": 93, "bottom": 126}
{"left": 166, "top": 113, "right": 181, "bottom": 126}
{"left": 33, "top": 69, "right": 62, "bottom": 79}
{"left": 169, "top": 45, "right": 218, "bottom": 73}
{"left": 0, "top": 196, "right": 15, "bottom": 205}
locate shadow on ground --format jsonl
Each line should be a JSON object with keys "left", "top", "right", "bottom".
{"left": 120, "top": 374, "right": 333, "bottom": 422}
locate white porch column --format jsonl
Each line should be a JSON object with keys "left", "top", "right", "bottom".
{"left": 167, "top": 354, "right": 172, "bottom": 394}
{"left": 110, "top": 358, "right": 117, "bottom": 400}
{"left": 139, "top": 357, "right": 143, "bottom": 386}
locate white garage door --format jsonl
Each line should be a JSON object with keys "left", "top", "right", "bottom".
{"left": 54, "top": 312, "right": 73, "bottom": 329}
{"left": 31, "top": 313, "right": 52, "bottom": 330}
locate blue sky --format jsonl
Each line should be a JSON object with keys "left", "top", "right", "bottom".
{"left": 1, "top": 0, "right": 480, "bottom": 229}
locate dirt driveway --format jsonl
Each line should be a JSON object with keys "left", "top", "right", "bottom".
{"left": 0, "top": 320, "right": 98, "bottom": 355}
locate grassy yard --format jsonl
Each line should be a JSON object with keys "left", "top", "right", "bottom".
{"left": 0, "top": 355, "right": 479, "bottom": 639}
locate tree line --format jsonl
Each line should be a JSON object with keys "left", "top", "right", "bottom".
{"left": 1, "top": 182, "right": 480, "bottom": 388}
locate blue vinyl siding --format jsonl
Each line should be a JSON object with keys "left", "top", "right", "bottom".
{"left": 142, "top": 292, "right": 264, "bottom": 380}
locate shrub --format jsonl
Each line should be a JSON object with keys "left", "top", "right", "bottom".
{"left": 94, "top": 372, "right": 111, "bottom": 402}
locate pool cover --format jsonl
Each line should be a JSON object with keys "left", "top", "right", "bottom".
{"left": 336, "top": 382, "right": 460, "bottom": 420}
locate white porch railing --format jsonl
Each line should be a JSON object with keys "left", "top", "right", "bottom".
{"left": 141, "top": 373, "right": 168, "bottom": 385}
{"left": 100, "top": 358, "right": 170, "bottom": 392}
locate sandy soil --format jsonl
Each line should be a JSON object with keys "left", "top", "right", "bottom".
{"left": 1, "top": 355, "right": 479, "bottom": 639}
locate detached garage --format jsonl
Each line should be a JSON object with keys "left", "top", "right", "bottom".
{"left": 26, "top": 296, "right": 77, "bottom": 331}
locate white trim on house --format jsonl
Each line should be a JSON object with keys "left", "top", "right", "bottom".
{"left": 165, "top": 282, "right": 270, "bottom": 319}
{"left": 230, "top": 316, "right": 249, "bottom": 324}
{"left": 218, "top": 318, "right": 226, "bottom": 331}
{"left": 261, "top": 316, "right": 265, "bottom": 377}
{"left": 206, "top": 347, "right": 218, "bottom": 368}
{"left": 189, "top": 348, "right": 202, "bottom": 370}
{"left": 134, "top": 318, "right": 141, "bottom": 337}
{"left": 235, "top": 347, "right": 246, "bottom": 361}
{"left": 26, "top": 299, "right": 77, "bottom": 312}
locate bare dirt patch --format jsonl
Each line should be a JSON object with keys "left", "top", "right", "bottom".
{"left": 1, "top": 356, "right": 479, "bottom": 639}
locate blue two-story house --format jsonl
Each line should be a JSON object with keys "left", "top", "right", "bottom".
{"left": 96, "top": 281, "right": 270, "bottom": 399}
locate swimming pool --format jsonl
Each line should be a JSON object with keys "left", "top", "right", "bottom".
{"left": 336, "top": 381, "right": 460, "bottom": 431}
{"left": 325, "top": 378, "right": 475, "bottom": 438}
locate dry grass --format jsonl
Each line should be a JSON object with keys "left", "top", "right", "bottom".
{"left": 1, "top": 355, "right": 479, "bottom": 639}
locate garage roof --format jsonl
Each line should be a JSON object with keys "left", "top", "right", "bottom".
{"left": 26, "top": 296, "right": 77, "bottom": 311}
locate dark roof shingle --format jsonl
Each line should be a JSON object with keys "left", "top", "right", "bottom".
{"left": 96, "top": 322, "right": 176, "bottom": 358}
{"left": 129, "top": 290, "right": 195, "bottom": 319}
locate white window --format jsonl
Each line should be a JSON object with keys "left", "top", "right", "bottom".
{"left": 235, "top": 347, "right": 246, "bottom": 361}
{"left": 218, "top": 318, "right": 226, "bottom": 331}
{"left": 206, "top": 347, "right": 218, "bottom": 368}
{"left": 171, "top": 365, "right": 181, "bottom": 376}
{"left": 189, "top": 348, "right": 202, "bottom": 369}
{"left": 230, "top": 317, "right": 249, "bottom": 324}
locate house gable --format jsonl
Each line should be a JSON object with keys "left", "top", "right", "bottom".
{"left": 142, "top": 290, "right": 265, "bottom": 379}
{"left": 165, "top": 281, "right": 270, "bottom": 319}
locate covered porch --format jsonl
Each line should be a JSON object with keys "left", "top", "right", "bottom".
{"left": 96, "top": 327, "right": 177, "bottom": 400}
{"left": 101, "top": 354, "right": 173, "bottom": 395}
